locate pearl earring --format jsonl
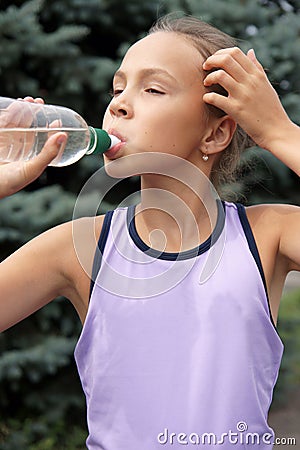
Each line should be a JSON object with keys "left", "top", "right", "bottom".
{"left": 202, "top": 153, "right": 209, "bottom": 162}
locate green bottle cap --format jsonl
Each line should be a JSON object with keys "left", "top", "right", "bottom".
{"left": 87, "top": 127, "right": 111, "bottom": 155}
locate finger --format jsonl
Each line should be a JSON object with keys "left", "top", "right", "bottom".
{"left": 203, "top": 47, "right": 255, "bottom": 79}
{"left": 203, "top": 92, "right": 231, "bottom": 115}
{"left": 17, "top": 96, "right": 45, "bottom": 104}
{"left": 204, "top": 69, "right": 237, "bottom": 95}
{"left": 204, "top": 47, "right": 246, "bottom": 62}
{"left": 247, "top": 49, "right": 265, "bottom": 72}
{"left": 0, "top": 133, "right": 68, "bottom": 198}
{"left": 2, "top": 101, "right": 32, "bottom": 129}
{"left": 23, "top": 132, "right": 67, "bottom": 179}
{"left": 13, "top": 98, "right": 42, "bottom": 129}
{"left": 203, "top": 56, "right": 248, "bottom": 85}
{"left": 36, "top": 132, "right": 67, "bottom": 165}
{"left": 34, "top": 97, "right": 45, "bottom": 104}
{"left": 49, "top": 119, "right": 63, "bottom": 129}
{"left": 23, "top": 96, "right": 35, "bottom": 103}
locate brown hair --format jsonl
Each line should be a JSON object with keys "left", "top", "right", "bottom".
{"left": 149, "top": 14, "right": 253, "bottom": 195}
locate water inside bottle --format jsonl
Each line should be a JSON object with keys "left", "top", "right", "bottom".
{"left": 0, "top": 127, "right": 89, "bottom": 166}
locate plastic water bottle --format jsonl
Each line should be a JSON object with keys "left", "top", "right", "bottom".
{"left": 0, "top": 97, "right": 121, "bottom": 167}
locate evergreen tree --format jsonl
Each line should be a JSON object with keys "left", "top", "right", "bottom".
{"left": 0, "top": 1, "right": 164, "bottom": 448}
{"left": 164, "top": 0, "right": 300, "bottom": 204}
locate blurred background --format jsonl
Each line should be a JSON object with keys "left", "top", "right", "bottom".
{"left": 0, "top": 0, "right": 299, "bottom": 448}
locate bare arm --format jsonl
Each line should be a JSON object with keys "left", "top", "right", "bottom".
{"left": 0, "top": 221, "right": 75, "bottom": 332}
{"left": 245, "top": 203, "right": 300, "bottom": 323}
{"left": 0, "top": 214, "right": 104, "bottom": 332}
{"left": 202, "top": 47, "right": 300, "bottom": 176}
{"left": 0, "top": 97, "right": 103, "bottom": 331}
{"left": 203, "top": 48, "right": 300, "bottom": 310}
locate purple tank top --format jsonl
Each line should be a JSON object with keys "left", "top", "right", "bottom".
{"left": 74, "top": 201, "right": 283, "bottom": 449}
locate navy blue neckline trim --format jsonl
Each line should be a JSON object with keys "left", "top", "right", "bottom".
{"left": 236, "top": 203, "right": 276, "bottom": 329}
{"left": 126, "top": 200, "right": 225, "bottom": 261}
{"left": 89, "top": 210, "right": 114, "bottom": 299}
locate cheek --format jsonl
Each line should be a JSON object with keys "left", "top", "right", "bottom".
{"left": 140, "top": 127, "right": 196, "bottom": 156}
{"left": 137, "top": 127, "right": 174, "bottom": 152}
{"left": 102, "top": 106, "right": 111, "bottom": 128}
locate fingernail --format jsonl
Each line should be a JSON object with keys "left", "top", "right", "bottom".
{"left": 57, "top": 135, "right": 67, "bottom": 145}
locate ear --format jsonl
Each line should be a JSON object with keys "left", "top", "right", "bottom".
{"left": 203, "top": 116, "right": 236, "bottom": 156}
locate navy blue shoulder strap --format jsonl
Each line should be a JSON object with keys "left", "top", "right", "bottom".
{"left": 236, "top": 203, "right": 276, "bottom": 328}
{"left": 89, "top": 210, "right": 114, "bottom": 300}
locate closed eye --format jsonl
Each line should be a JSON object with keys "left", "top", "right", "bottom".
{"left": 109, "top": 89, "right": 123, "bottom": 97}
{"left": 109, "top": 87, "right": 165, "bottom": 97}
{"left": 145, "top": 88, "right": 165, "bottom": 95}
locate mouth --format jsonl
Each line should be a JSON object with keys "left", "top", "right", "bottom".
{"left": 108, "top": 128, "right": 126, "bottom": 143}
{"left": 104, "top": 128, "right": 126, "bottom": 159}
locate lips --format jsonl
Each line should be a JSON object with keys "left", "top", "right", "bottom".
{"left": 104, "top": 128, "right": 126, "bottom": 159}
{"left": 108, "top": 128, "right": 126, "bottom": 143}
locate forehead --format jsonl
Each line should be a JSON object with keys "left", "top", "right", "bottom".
{"left": 119, "top": 32, "right": 204, "bottom": 82}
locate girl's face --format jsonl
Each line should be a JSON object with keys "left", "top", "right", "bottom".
{"left": 102, "top": 32, "right": 209, "bottom": 165}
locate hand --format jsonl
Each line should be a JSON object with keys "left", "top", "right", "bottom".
{"left": 0, "top": 132, "right": 67, "bottom": 198}
{"left": 202, "top": 47, "right": 292, "bottom": 151}
{"left": 0, "top": 96, "right": 66, "bottom": 198}
{"left": 0, "top": 97, "right": 45, "bottom": 159}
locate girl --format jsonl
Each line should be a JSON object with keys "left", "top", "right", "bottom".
{"left": 1, "top": 14, "right": 300, "bottom": 449}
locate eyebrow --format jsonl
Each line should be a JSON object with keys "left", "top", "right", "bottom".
{"left": 113, "top": 68, "right": 178, "bottom": 84}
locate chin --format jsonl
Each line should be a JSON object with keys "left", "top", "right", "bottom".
{"left": 104, "top": 153, "right": 142, "bottom": 179}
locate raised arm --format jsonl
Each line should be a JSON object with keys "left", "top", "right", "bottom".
{"left": 203, "top": 48, "right": 300, "bottom": 318}
{"left": 202, "top": 47, "right": 300, "bottom": 176}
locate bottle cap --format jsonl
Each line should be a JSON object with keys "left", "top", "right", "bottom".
{"left": 87, "top": 127, "right": 112, "bottom": 155}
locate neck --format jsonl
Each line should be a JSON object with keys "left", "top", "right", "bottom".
{"left": 135, "top": 172, "right": 219, "bottom": 253}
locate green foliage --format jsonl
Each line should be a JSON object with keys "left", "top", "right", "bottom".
{"left": 272, "top": 288, "right": 300, "bottom": 406}
{"left": 0, "top": 297, "right": 85, "bottom": 449}
{"left": 1, "top": 0, "right": 299, "bottom": 201}
{"left": 0, "top": 186, "right": 76, "bottom": 259}
{"left": 0, "top": 0, "right": 89, "bottom": 101}
{"left": 0, "top": 419, "right": 87, "bottom": 450}
{"left": 163, "top": 0, "right": 300, "bottom": 204}
{"left": 0, "top": 336, "right": 76, "bottom": 386}
{"left": 0, "top": 0, "right": 164, "bottom": 120}
{"left": 0, "top": 186, "right": 75, "bottom": 236}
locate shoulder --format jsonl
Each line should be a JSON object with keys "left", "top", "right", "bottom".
{"left": 241, "top": 203, "right": 300, "bottom": 321}
{"left": 244, "top": 203, "right": 300, "bottom": 271}
{"left": 244, "top": 202, "right": 299, "bottom": 232}
{"left": 32, "top": 214, "right": 106, "bottom": 263}
{"left": 0, "top": 214, "right": 107, "bottom": 330}
{"left": 35, "top": 214, "right": 106, "bottom": 320}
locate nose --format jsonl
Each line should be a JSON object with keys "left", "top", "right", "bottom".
{"left": 109, "top": 94, "right": 133, "bottom": 118}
